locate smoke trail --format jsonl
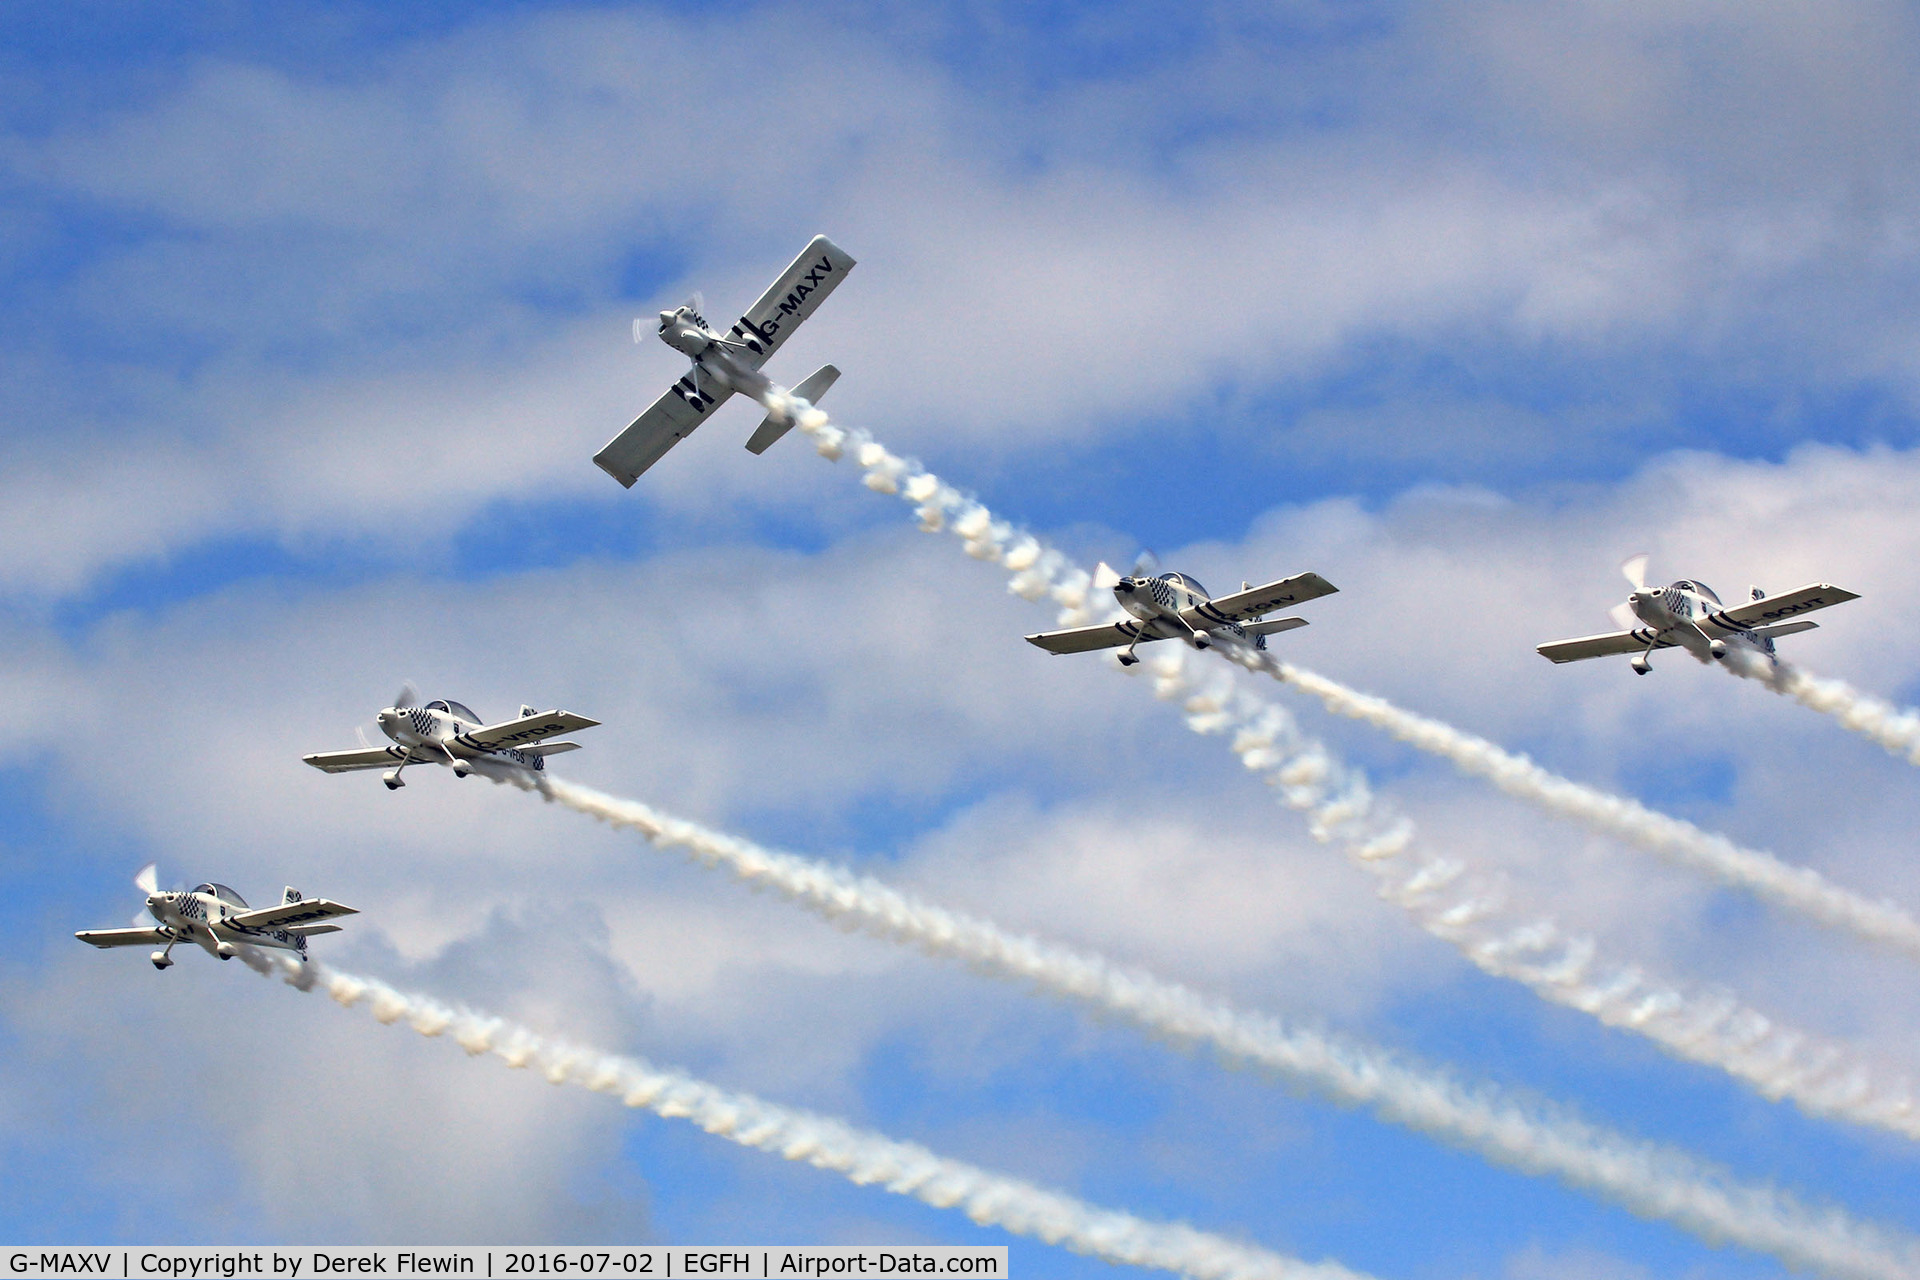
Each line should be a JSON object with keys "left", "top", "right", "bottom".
{"left": 1725, "top": 651, "right": 1920, "bottom": 766}
{"left": 1229, "top": 658, "right": 1920, "bottom": 960}
{"left": 1167, "top": 640, "right": 1920, "bottom": 1147}
{"left": 512, "top": 772, "right": 1920, "bottom": 1279}
{"left": 238, "top": 949, "right": 1362, "bottom": 1280}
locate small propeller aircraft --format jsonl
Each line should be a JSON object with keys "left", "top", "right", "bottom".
{"left": 76, "top": 863, "right": 357, "bottom": 970}
{"left": 1026, "top": 555, "right": 1339, "bottom": 665}
{"left": 304, "top": 685, "right": 600, "bottom": 789}
{"left": 593, "top": 234, "right": 856, "bottom": 487}
{"left": 1537, "top": 554, "right": 1860, "bottom": 674}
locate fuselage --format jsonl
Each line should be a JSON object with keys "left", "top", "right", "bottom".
{"left": 376, "top": 699, "right": 549, "bottom": 773}
{"left": 144, "top": 884, "right": 305, "bottom": 959}
{"left": 1114, "top": 571, "right": 1262, "bottom": 650}
{"left": 658, "top": 307, "right": 771, "bottom": 403}
{"left": 1625, "top": 579, "right": 1776, "bottom": 662}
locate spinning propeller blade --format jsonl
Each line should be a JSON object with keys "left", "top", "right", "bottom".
{"left": 1091, "top": 562, "right": 1121, "bottom": 590}
{"left": 134, "top": 863, "right": 159, "bottom": 896}
{"left": 1130, "top": 549, "right": 1161, "bottom": 579}
{"left": 393, "top": 682, "right": 419, "bottom": 711}
{"left": 1620, "top": 553, "right": 1651, "bottom": 592}
{"left": 1609, "top": 602, "right": 1639, "bottom": 630}
{"left": 632, "top": 317, "right": 645, "bottom": 344}
{"left": 685, "top": 292, "right": 706, "bottom": 326}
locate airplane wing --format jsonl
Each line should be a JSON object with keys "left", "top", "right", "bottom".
{"left": 1025, "top": 620, "right": 1148, "bottom": 655}
{"left": 76, "top": 927, "right": 169, "bottom": 949}
{"left": 228, "top": 899, "right": 359, "bottom": 931}
{"left": 1537, "top": 629, "right": 1677, "bottom": 664}
{"left": 303, "top": 746, "right": 413, "bottom": 773}
{"left": 1710, "top": 584, "right": 1860, "bottom": 631}
{"left": 724, "top": 235, "right": 857, "bottom": 371}
{"left": 1198, "top": 573, "right": 1340, "bottom": 624}
{"left": 593, "top": 380, "right": 736, "bottom": 488}
{"left": 457, "top": 710, "right": 601, "bottom": 752}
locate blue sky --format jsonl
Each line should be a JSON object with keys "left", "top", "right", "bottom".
{"left": 5, "top": 2, "right": 1920, "bottom": 1276}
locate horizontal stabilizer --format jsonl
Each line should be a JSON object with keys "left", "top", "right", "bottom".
{"left": 1200, "top": 572, "right": 1339, "bottom": 624}
{"left": 75, "top": 927, "right": 168, "bottom": 949}
{"left": 519, "top": 740, "right": 583, "bottom": 757}
{"left": 1245, "top": 616, "right": 1309, "bottom": 637}
{"left": 1752, "top": 619, "right": 1819, "bottom": 640}
{"left": 285, "top": 923, "right": 343, "bottom": 937}
{"left": 1711, "top": 583, "right": 1859, "bottom": 631}
{"left": 748, "top": 365, "right": 840, "bottom": 454}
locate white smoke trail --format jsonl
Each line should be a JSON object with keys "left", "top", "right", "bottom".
{"left": 238, "top": 949, "right": 1361, "bottom": 1280}
{"left": 515, "top": 772, "right": 1920, "bottom": 1279}
{"left": 1726, "top": 651, "right": 1920, "bottom": 766}
{"left": 1172, "top": 640, "right": 1920, "bottom": 1147}
{"left": 1230, "top": 658, "right": 1920, "bottom": 960}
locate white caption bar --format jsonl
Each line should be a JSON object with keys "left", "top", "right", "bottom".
{"left": 3, "top": 1250, "right": 1007, "bottom": 1280}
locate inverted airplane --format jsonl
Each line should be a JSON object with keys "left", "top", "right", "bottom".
{"left": 1537, "top": 554, "right": 1860, "bottom": 674}
{"left": 1027, "top": 559, "right": 1339, "bottom": 665}
{"left": 304, "top": 685, "right": 600, "bottom": 790}
{"left": 594, "top": 235, "right": 856, "bottom": 486}
{"left": 77, "top": 863, "right": 357, "bottom": 970}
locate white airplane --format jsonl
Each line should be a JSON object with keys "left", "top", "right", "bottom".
{"left": 1027, "top": 559, "right": 1339, "bottom": 665}
{"left": 594, "top": 235, "right": 856, "bottom": 486}
{"left": 77, "top": 864, "right": 357, "bottom": 970}
{"left": 304, "top": 686, "right": 600, "bottom": 789}
{"left": 1537, "top": 554, "right": 1860, "bottom": 674}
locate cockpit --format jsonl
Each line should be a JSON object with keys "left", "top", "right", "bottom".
{"left": 425, "top": 699, "right": 481, "bottom": 721}
{"left": 1673, "top": 581, "right": 1722, "bottom": 604}
{"left": 1162, "top": 572, "right": 1207, "bottom": 597}
{"left": 193, "top": 883, "right": 250, "bottom": 908}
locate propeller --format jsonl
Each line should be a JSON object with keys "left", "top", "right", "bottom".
{"left": 631, "top": 317, "right": 646, "bottom": 344}
{"left": 1620, "top": 554, "right": 1651, "bottom": 593}
{"left": 1091, "top": 562, "right": 1121, "bottom": 590}
{"left": 684, "top": 292, "right": 706, "bottom": 328}
{"left": 130, "top": 863, "right": 162, "bottom": 925}
{"left": 393, "top": 681, "right": 419, "bottom": 711}
{"left": 1609, "top": 602, "right": 1639, "bottom": 630}
{"left": 1129, "top": 549, "right": 1162, "bottom": 580}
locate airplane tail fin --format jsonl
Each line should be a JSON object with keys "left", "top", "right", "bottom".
{"left": 747, "top": 365, "right": 839, "bottom": 455}
{"left": 281, "top": 886, "right": 304, "bottom": 906}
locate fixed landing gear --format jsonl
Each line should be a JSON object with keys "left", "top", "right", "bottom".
{"left": 1709, "top": 639, "right": 1728, "bottom": 660}
{"left": 150, "top": 936, "right": 178, "bottom": 970}
{"left": 1118, "top": 651, "right": 1141, "bottom": 667}
{"left": 1630, "top": 653, "right": 1653, "bottom": 676}
{"left": 382, "top": 770, "right": 407, "bottom": 790}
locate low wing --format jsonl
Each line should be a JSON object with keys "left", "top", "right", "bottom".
{"left": 458, "top": 710, "right": 601, "bottom": 752}
{"left": 1537, "top": 629, "right": 1677, "bottom": 664}
{"left": 229, "top": 898, "right": 358, "bottom": 930}
{"left": 1199, "top": 573, "right": 1339, "bottom": 624}
{"left": 593, "top": 380, "right": 736, "bottom": 488}
{"left": 304, "top": 746, "right": 412, "bottom": 773}
{"left": 725, "top": 236, "right": 857, "bottom": 371}
{"left": 1025, "top": 620, "right": 1149, "bottom": 655}
{"left": 76, "top": 927, "right": 168, "bottom": 949}
{"left": 1711, "top": 584, "right": 1860, "bottom": 630}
